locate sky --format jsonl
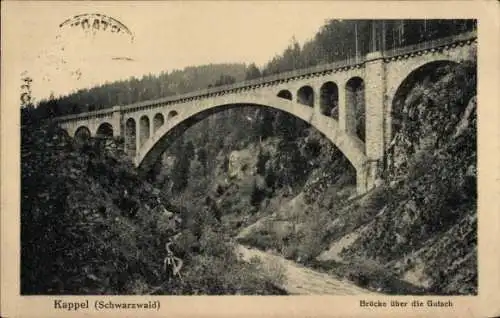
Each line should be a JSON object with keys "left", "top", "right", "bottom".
{"left": 5, "top": 1, "right": 339, "bottom": 102}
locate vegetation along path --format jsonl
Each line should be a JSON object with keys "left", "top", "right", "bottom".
{"left": 236, "top": 245, "right": 379, "bottom": 295}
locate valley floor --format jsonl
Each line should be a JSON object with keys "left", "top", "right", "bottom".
{"left": 236, "top": 245, "right": 379, "bottom": 295}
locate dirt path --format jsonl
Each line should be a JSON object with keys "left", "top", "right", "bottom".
{"left": 236, "top": 244, "right": 380, "bottom": 295}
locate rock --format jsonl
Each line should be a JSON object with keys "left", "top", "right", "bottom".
{"left": 254, "top": 175, "right": 268, "bottom": 191}
{"left": 389, "top": 180, "right": 400, "bottom": 188}
{"left": 228, "top": 148, "right": 258, "bottom": 180}
{"left": 453, "top": 96, "right": 476, "bottom": 139}
{"left": 395, "top": 232, "right": 407, "bottom": 244}
{"left": 374, "top": 178, "right": 384, "bottom": 187}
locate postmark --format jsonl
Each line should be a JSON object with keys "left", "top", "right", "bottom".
{"left": 25, "top": 12, "right": 136, "bottom": 100}
{"left": 58, "top": 13, "right": 135, "bottom": 41}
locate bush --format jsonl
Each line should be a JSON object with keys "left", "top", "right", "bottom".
{"left": 257, "top": 257, "right": 287, "bottom": 287}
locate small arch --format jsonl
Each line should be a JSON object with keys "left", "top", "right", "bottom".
{"left": 277, "top": 89, "right": 292, "bottom": 100}
{"left": 74, "top": 126, "right": 91, "bottom": 143}
{"left": 167, "top": 110, "right": 178, "bottom": 120}
{"left": 57, "top": 129, "right": 71, "bottom": 140}
{"left": 320, "top": 82, "right": 339, "bottom": 119}
{"left": 345, "top": 77, "right": 365, "bottom": 142}
{"left": 297, "top": 85, "right": 314, "bottom": 107}
{"left": 125, "top": 118, "right": 136, "bottom": 156}
{"left": 139, "top": 115, "right": 150, "bottom": 147}
{"left": 95, "top": 122, "right": 114, "bottom": 138}
{"left": 153, "top": 113, "right": 165, "bottom": 133}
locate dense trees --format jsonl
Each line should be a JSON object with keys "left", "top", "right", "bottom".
{"left": 208, "top": 74, "right": 237, "bottom": 88}
{"left": 245, "top": 63, "right": 262, "bottom": 80}
{"left": 36, "top": 63, "right": 247, "bottom": 117}
{"left": 262, "top": 37, "right": 303, "bottom": 76}
{"left": 20, "top": 116, "right": 287, "bottom": 295}
{"left": 261, "top": 19, "right": 476, "bottom": 76}
{"left": 170, "top": 138, "right": 196, "bottom": 194}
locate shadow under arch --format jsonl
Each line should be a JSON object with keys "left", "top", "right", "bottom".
{"left": 345, "top": 76, "right": 365, "bottom": 142}
{"left": 167, "top": 111, "right": 178, "bottom": 120}
{"left": 96, "top": 122, "right": 114, "bottom": 138}
{"left": 139, "top": 115, "right": 150, "bottom": 147}
{"left": 390, "top": 60, "right": 461, "bottom": 139}
{"left": 297, "top": 85, "right": 314, "bottom": 107}
{"left": 125, "top": 117, "right": 137, "bottom": 156}
{"left": 136, "top": 95, "right": 369, "bottom": 192}
{"left": 153, "top": 113, "right": 165, "bottom": 133}
{"left": 277, "top": 89, "right": 292, "bottom": 100}
{"left": 74, "top": 126, "right": 91, "bottom": 142}
{"left": 320, "top": 81, "right": 339, "bottom": 119}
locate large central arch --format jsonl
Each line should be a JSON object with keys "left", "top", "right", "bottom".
{"left": 135, "top": 93, "right": 369, "bottom": 192}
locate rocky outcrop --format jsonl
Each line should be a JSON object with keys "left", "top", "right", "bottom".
{"left": 339, "top": 61, "right": 477, "bottom": 294}
{"left": 239, "top": 61, "right": 477, "bottom": 295}
{"left": 228, "top": 147, "right": 258, "bottom": 180}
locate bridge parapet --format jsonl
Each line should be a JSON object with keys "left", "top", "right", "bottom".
{"left": 53, "top": 56, "right": 367, "bottom": 122}
{"left": 116, "top": 55, "right": 367, "bottom": 113}
{"left": 53, "top": 31, "right": 475, "bottom": 123}
{"left": 53, "top": 107, "right": 116, "bottom": 123}
{"left": 383, "top": 31, "right": 476, "bottom": 60}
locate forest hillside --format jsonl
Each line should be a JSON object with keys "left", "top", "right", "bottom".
{"left": 21, "top": 116, "right": 287, "bottom": 295}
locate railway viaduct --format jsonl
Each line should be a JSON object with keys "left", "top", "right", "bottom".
{"left": 54, "top": 31, "right": 477, "bottom": 194}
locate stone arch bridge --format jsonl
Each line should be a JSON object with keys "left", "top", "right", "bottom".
{"left": 55, "top": 31, "right": 476, "bottom": 194}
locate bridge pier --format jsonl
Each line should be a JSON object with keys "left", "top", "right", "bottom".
{"left": 150, "top": 117, "right": 155, "bottom": 140}
{"left": 356, "top": 166, "right": 368, "bottom": 194}
{"left": 364, "top": 52, "right": 386, "bottom": 190}
{"left": 356, "top": 159, "right": 382, "bottom": 195}
{"left": 136, "top": 119, "right": 142, "bottom": 157}
{"left": 111, "top": 106, "right": 122, "bottom": 139}
{"left": 313, "top": 87, "right": 321, "bottom": 114}
{"left": 338, "top": 82, "right": 353, "bottom": 132}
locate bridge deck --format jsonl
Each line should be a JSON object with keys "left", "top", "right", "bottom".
{"left": 53, "top": 31, "right": 476, "bottom": 123}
